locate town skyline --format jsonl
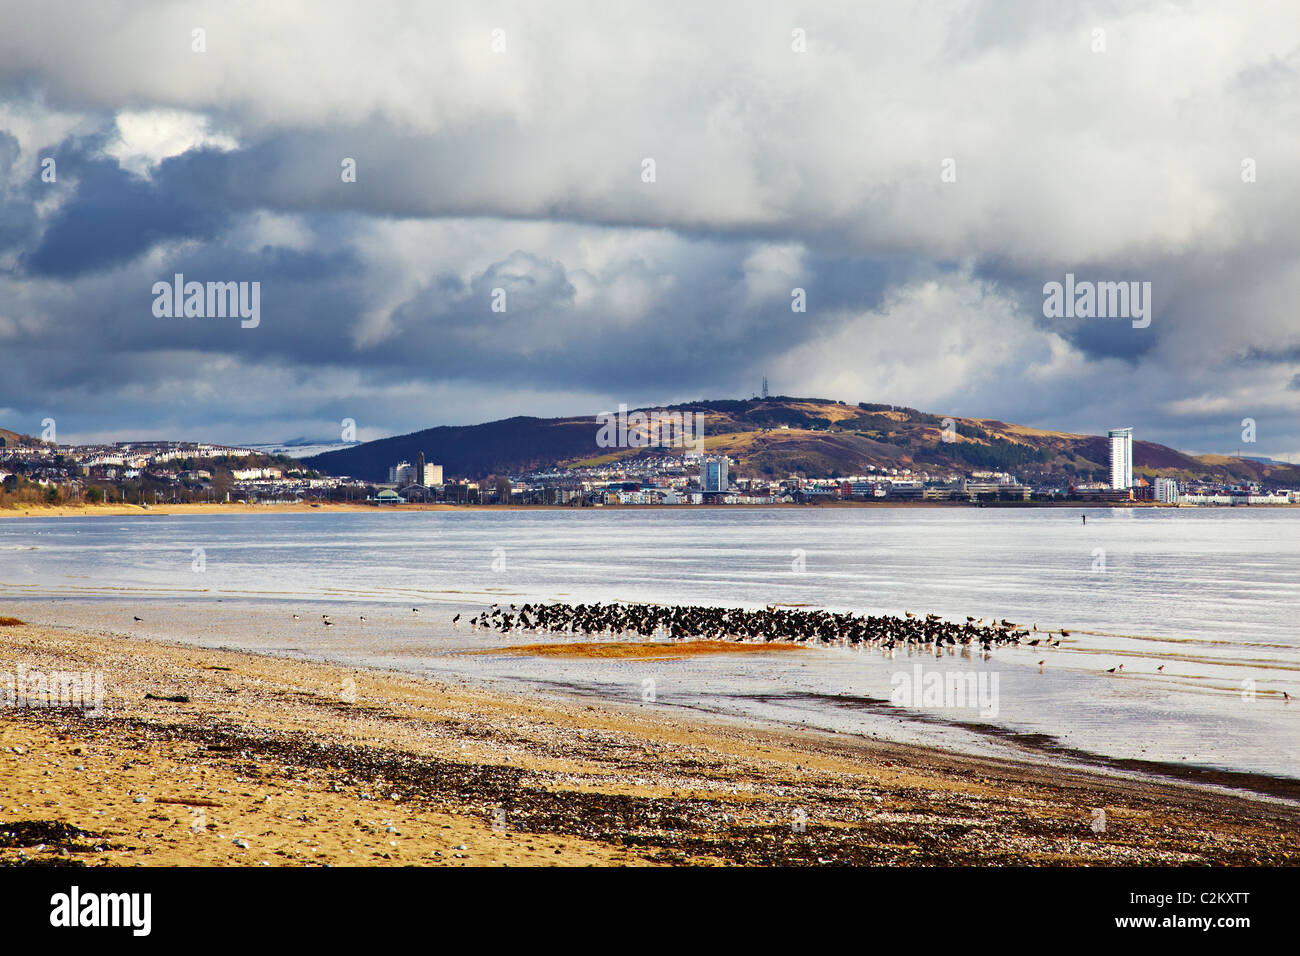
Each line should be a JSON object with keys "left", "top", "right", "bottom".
{"left": 3, "top": 388, "right": 1293, "bottom": 465}
{"left": 5, "top": 394, "right": 1295, "bottom": 511}
{"left": 5, "top": 390, "right": 1296, "bottom": 464}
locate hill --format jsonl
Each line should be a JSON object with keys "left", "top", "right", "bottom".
{"left": 0, "top": 427, "right": 40, "bottom": 449}
{"left": 303, "top": 415, "right": 606, "bottom": 481}
{"left": 301, "top": 397, "right": 1300, "bottom": 488}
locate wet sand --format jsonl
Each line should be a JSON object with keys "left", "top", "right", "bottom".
{"left": 472, "top": 640, "right": 808, "bottom": 660}
{"left": 1, "top": 618, "right": 1297, "bottom": 866}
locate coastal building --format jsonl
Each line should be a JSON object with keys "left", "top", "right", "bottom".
{"left": 1154, "top": 476, "right": 1179, "bottom": 504}
{"left": 961, "top": 479, "right": 1030, "bottom": 501}
{"left": 1083, "top": 488, "right": 1134, "bottom": 502}
{"left": 394, "top": 454, "right": 443, "bottom": 486}
{"left": 1108, "top": 427, "right": 1133, "bottom": 489}
{"left": 701, "top": 457, "right": 729, "bottom": 492}
{"left": 885, "top": 481, "right": 925, "bottom": 499}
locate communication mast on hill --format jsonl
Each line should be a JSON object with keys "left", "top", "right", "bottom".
{"left": 761, "top": 376, "right": 769, "bottom": 399}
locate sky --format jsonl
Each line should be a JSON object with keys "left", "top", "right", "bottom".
{"left": 0, "top": 1, "right": 1297, "bottom": 459}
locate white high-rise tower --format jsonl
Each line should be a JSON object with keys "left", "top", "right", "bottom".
{"left": 1108, "top": 427, "right": 1133, "bottom": 490}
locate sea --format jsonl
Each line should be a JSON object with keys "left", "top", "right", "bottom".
{"left": 2, "top": 507, "right": 1297, "bottom": 796}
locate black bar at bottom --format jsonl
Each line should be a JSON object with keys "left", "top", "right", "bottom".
{"left": 0, "top": 866, "right": 1279, "bottom": 942}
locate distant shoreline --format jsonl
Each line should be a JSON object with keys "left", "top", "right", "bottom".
{"left": 1, "top": 499, "right": 1293, "bottom": 518}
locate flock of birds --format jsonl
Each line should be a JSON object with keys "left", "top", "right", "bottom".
{"left": 124, "top": 602, "right": 1292, "bottom": 696}
{"left": 451, "top": 602, "right": 1289, "bottom": 695}
{"left": 459, "top": 600, "right": 1060, "bottom": 653}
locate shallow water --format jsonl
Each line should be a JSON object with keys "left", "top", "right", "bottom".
{"left": 2, "top": 508, "right": 1298, "bottom": 789}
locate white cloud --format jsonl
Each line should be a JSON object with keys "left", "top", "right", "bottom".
{"left": 772, "top": 271, "right": 1057, "bottom": 413}
{"left": 104, "top": 109, "right": 237, "bottom": 178}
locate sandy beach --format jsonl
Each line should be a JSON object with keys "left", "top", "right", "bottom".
{"left": 1, "top": 617, "right": 1296, "bottom": 867}
{"left": 0, "top": 499, "right": 1203, "bottom": 520}
{"left": 0, "top": 503, "right": 505, "bottom": 519}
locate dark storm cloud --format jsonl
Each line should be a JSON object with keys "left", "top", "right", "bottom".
{"left": 971, "top": 258, "right": 1162, "bottom": 363}
{"left": 0, "top": 131, "right": 41, "bottom": 252}
{"left": 23, "top": 138, "right": 232, "bottom": 277}
{"left": 3, "top": 243, "right": 368, "bottom": 390}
